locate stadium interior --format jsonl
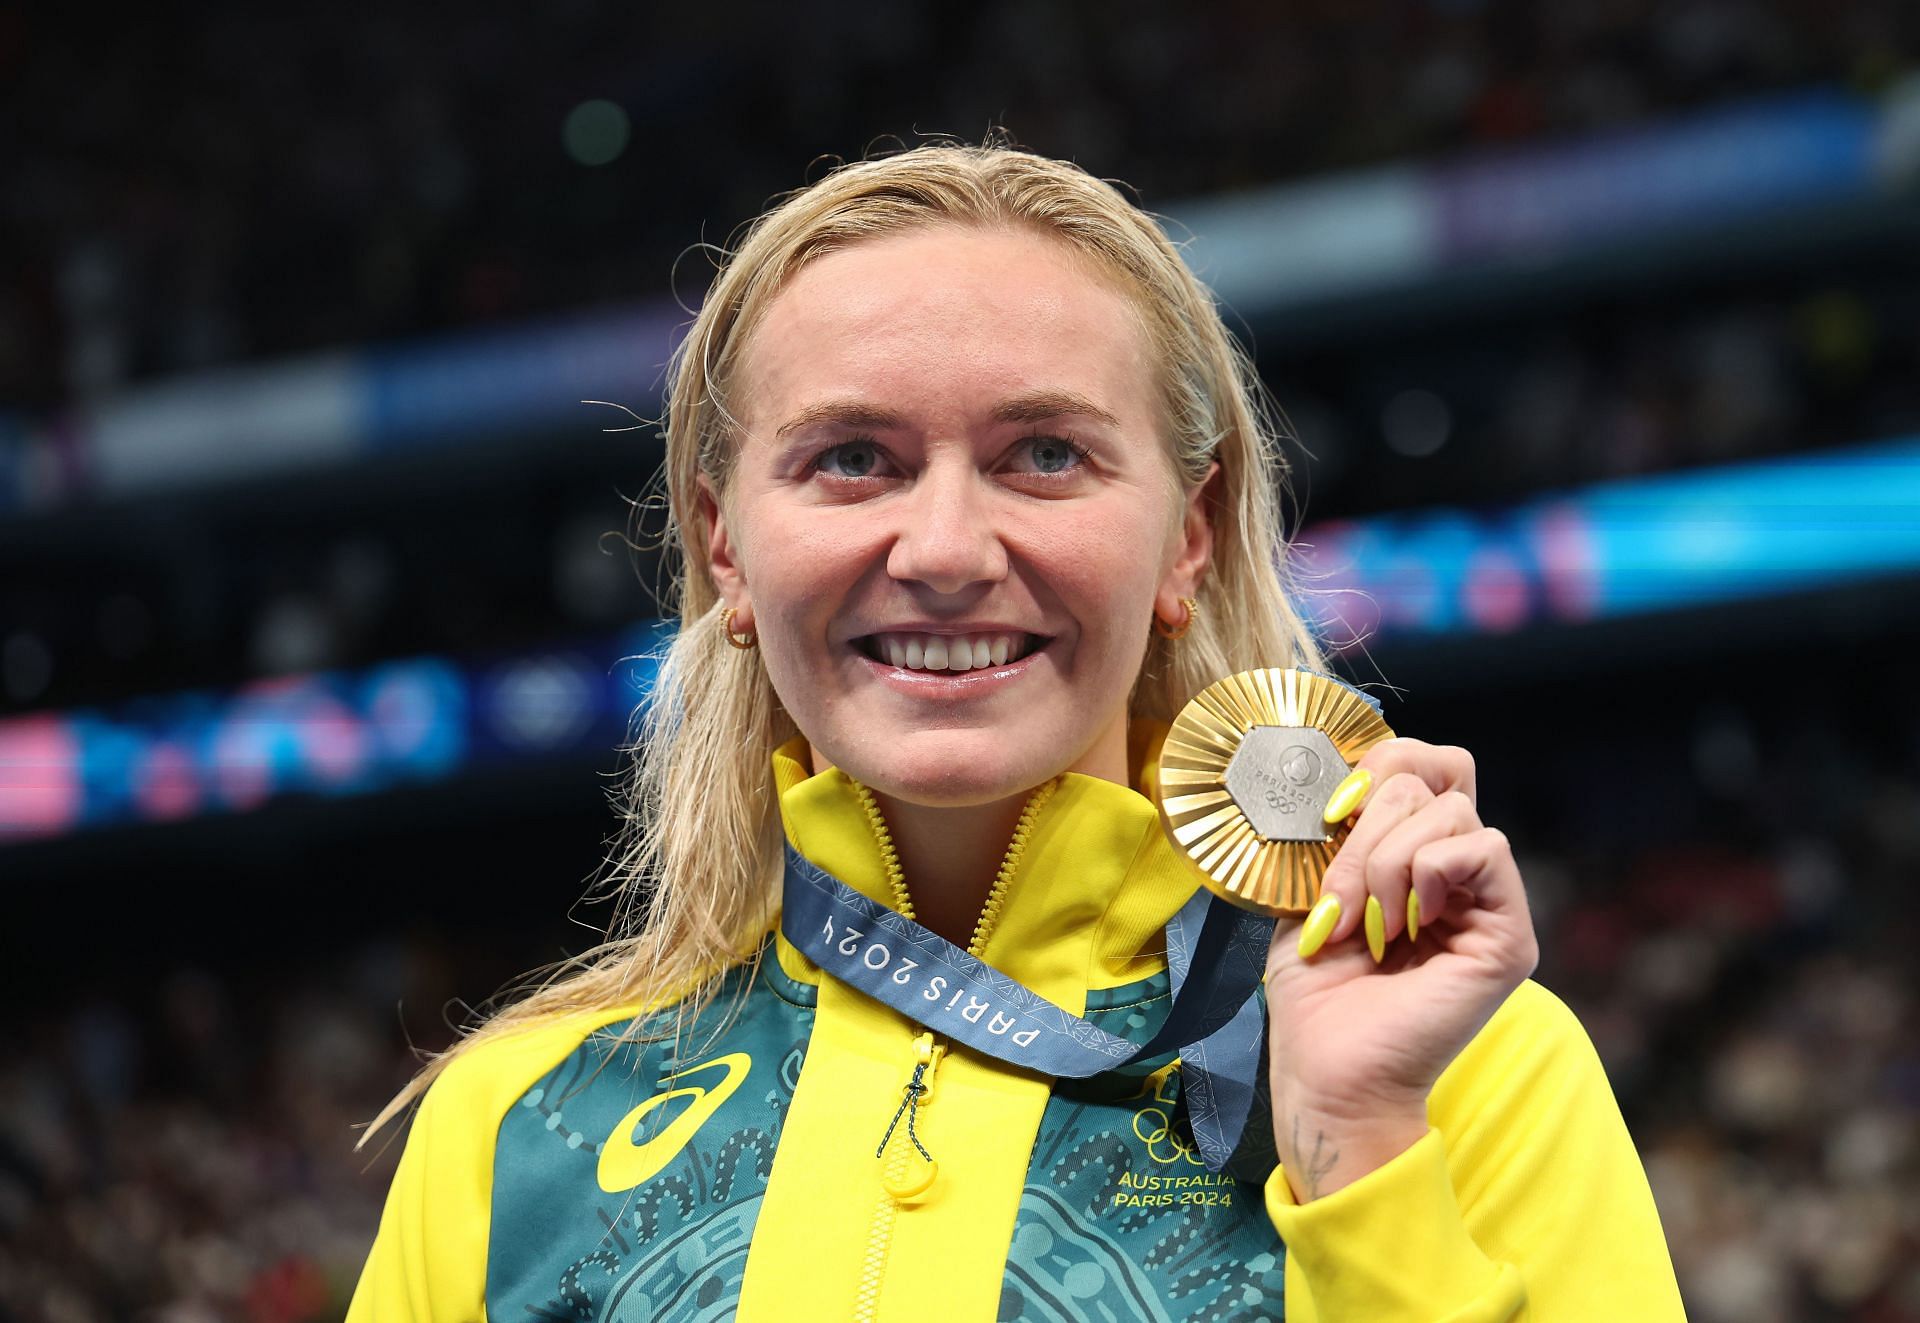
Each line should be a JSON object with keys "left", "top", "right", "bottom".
{"left": 3, "top": 5, "right": 1919, "bottom": 1319}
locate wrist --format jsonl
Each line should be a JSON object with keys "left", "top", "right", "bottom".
{"left": 1271, "top": 1094, "right": 1428, "bottom": 1204}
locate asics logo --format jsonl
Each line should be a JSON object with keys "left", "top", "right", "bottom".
{"left": 596, "top": 1052, "right": 752, "bottom": 1193}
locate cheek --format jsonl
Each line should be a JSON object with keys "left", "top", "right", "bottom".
{"left": 735, "top": 503, "right": 880, "bottom": 632}
{"left": 737, "top": 501, "right": 827, "bottom": 586}
{"left": 1025, "top": 507, "right": 1168, "bottom": 646}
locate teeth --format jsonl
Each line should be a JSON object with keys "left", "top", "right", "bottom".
{"left": 866, "top": 632, "right": 1037, "bottom": 673}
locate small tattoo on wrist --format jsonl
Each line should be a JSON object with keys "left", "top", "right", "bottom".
{"left": 1288, "top": 1114, "right": 1340, "bottom": 1201}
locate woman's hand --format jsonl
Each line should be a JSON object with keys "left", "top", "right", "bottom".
{"left": 1263, "top": 737, "right": 1540, "bottom": 1202}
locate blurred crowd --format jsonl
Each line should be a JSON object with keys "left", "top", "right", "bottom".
{"left": 0, "top": 943, "right": 447, "bottom": 1323}
{"left": 6, "top": 4, "right": 1920, "bottom": 1320}
{"left": 3, "top": 702, "right": 1917, "bottom": 1321}
{"left": 4, "top": 0, "right": 1917, "bottom": 407}
{"left": 1528, "top": 711, "right": 1920, "bottom": 1322}
{"left": 1280, "top": 272, "right": 1920, "bottom": 518}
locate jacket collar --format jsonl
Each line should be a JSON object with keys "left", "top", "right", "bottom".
{"left": 770, "top": 720, "right": 1203, "bottom": 1003}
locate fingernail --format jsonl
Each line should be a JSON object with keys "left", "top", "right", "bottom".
{"left": 1407, "top": 889, "right": 1421, "bottom": 944}
{"left": 1364, "top": 894, "right": 1386, "bottom": 964}
{"left": 1297, "top": 893, "right": 1341, "bottom": 959}
{"left": 1322, "top": 769, "right": 1373, "bottom": 823}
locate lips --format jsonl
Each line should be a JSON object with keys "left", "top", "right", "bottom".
{"left": 853, "top": 631, "right": 1049, "bottom": 673}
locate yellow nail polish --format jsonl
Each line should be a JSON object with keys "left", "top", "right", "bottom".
{"left": 1322, "top": 768, "right": 1373, "bottom": 823}
{"left": 1407, "top": 889, "right": 1421, "bottom": 944}
{"left": 1297, "top": 893, "right": 1341, "bottom": 959}
{"left": 1364, "top": 894, "right": 1386, "bottom": 963}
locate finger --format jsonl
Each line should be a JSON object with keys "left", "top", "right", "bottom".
{"left": 1312, "top": 738, "right": 1477, "bottom": 955}
{"left": 1412, "top": 826, "right": 1533, "bottom": 926}
{"left": 1313, "top": 770, "right": 1434, "bottom": 949}
{"left": 1364, "top": 789, "right": 1481, "bottom": 948}
{"left": 1342, "top": 736, "right": 1477, "bottom": 808}
{"left": 1412, "top": 828, "right": 1540, "bottom": 982}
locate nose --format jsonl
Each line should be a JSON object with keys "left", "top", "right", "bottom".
{"left": 886, "top": 456, "right": 1009, "bottom": 594}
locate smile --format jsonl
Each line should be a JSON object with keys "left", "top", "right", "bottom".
{"left": 853, "top": 631, "right": 1048, "bottom": 673}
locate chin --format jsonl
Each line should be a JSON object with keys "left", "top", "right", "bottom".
{"left": 838, "top": 730, "right": 1070, "bottom": 807}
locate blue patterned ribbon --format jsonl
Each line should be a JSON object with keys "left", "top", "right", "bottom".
{"left": 781, "top": 845, "right": 1273, "bottom": 1171}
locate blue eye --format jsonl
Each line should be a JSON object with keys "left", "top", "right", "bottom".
{"left": 817, "top": 440, "right": 884, "bottom": 478}
{"left": 1029, "top": 437, "right": 1077, "bottom": 473}
{"left": 1012, "top": 434, "right": 1090, "bottom": 476}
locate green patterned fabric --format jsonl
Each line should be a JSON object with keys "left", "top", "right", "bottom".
{"left": 485, "top": 939, "right": 1288, "bottom": 1319}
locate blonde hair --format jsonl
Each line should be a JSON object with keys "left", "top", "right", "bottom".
{"left": 361, "top": 133, "right": 1329, "bottom": 1145}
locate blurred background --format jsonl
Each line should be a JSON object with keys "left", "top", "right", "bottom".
{"left": 3, "top": 3, "right": 1919, "bottom": 1319}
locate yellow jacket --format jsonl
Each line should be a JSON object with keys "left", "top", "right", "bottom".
{"left": 348, "top": 728, "right": 1686, "bottom": 1320}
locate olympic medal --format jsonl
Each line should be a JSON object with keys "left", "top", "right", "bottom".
{"left": 1155, "top": 668, "right": 1396, "bottom": 915}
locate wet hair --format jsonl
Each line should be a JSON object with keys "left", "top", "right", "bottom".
{"left": 363, "top": 133, "right": 1328, "bottom": 1143}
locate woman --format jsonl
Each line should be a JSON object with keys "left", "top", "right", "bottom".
{"left": 349, "top": 139, "right": 1685, "bottom": 1321}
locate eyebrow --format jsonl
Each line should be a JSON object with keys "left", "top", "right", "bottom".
{"left": 773, "top": 388, "right": 1122, "bottom": 439}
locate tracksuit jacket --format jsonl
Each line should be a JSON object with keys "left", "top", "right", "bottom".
{"left": 348, "top": 724, "right": 1687, "bottom": 1320}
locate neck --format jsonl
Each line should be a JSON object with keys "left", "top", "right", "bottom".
{"left": 809, "top": 713, "right": 1134, "bottom": 948}
{"left": 875, "top": 792, "right": 1031, "bottom": 947}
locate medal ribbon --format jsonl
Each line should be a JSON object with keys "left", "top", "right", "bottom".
{"left": 781, "top": 843, "right": 1274, "bottom": 1171}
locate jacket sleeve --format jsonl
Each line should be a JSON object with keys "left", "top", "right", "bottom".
{"left": 1262, "top": 978, "right": 1687, "bottom": 1321}
{"left": 345, "top": 1055, "right": 500, "bottom": 1323}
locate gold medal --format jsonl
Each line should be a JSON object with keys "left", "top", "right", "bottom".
{"left": 1155, "top": 668, "right": 1395, "bottom": 915}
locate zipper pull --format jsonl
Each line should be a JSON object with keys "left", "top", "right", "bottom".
{"left": 911, "top": 1031, "right": 943, "bottom": 1089}
{"left": 877, "top": 1032, "right": 941, "bottom": 1198}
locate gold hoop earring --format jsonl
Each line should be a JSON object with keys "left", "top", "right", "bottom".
{"left": 720, "top": 606, "right": 759, "bottom": 650}
{"left": 1153, "top": 596, "right": 1198, "bottom": 641}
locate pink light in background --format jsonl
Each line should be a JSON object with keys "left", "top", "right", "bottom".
{"left": 1532, "top": 502, "right": 1600, "bottom": 621}
{"left": 1463, "top": 545, "right": 1533, "bottom": 632}
{"left": 134, "top": 741, "right": 201, "bottom": 822}
{"left": 0, "top": 716, "right": 81, "bottom": 840}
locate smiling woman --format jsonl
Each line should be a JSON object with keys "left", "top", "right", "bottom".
{"left": 702, "top": 224, "right": 1214, "bottom": 881}
{"left": 348, "top": 136, "right": 1685, "bottom": 1322}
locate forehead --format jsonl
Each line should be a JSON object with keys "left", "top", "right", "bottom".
{"left": 735, "top": 225, "right": 1156, "bottom": 431}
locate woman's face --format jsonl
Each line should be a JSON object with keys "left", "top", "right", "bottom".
{"left": 701, "top": 224, "right": 1213, "bottom": 807}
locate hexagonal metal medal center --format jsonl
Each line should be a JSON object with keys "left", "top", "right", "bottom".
{"left": 1223, "top": 726, "right": 1351, "bottom": 842}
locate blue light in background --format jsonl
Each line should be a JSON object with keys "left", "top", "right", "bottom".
{"left": 2, "top": 437, "right": 1916, "bottom": 845}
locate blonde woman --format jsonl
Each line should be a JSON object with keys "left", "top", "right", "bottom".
{"left": 348, "top": 139, "right": 1685, "bottom": 1321}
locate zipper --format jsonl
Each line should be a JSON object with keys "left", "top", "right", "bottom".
{"left": 876, "top": 1030, "right": 943, "bottom": 1198}
{"left": 854, "top": 1031, "right": 941, "bottom": 1318}
{"left": 847, "top": 775, "right": 1059, "bottom": 1323}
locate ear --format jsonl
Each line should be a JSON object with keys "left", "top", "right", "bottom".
{"left": 695, "top": 474, "right": 751, "bottom": 622}
{"left": 1157, "top": 460, "right": 1219, "bottom": 617}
